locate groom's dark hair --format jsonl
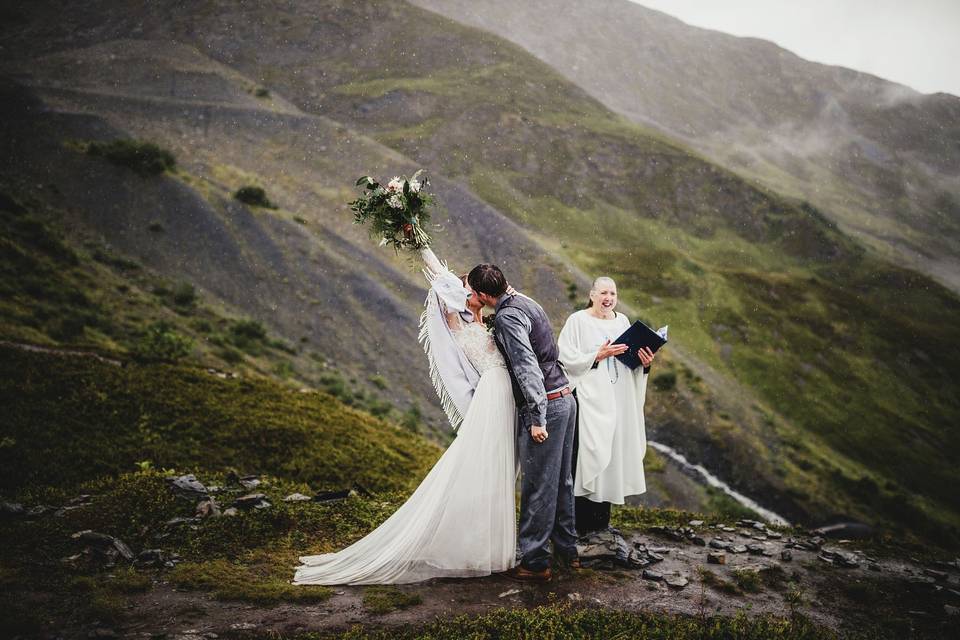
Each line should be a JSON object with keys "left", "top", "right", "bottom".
{"left": 468, "top": 263, "right": 508, "bottom": 298}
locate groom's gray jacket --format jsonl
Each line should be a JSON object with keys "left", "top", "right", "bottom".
{"left": 492, "top": 294, "right": 568, "bottom": 429}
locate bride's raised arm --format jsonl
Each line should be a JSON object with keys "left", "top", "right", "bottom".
{"left": 419, "top": 247, "right": 467, "bottom": 330}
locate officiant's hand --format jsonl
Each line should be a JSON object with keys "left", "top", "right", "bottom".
{"left": 595, "top": 339, "right": 628, "bottom": 364}
{"left": 637, "top": 346, "right": 655, "bottom": 367}
{"left": 530, "top": 425, "right": 548, "bottom": 443}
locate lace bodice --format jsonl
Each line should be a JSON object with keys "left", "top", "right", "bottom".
{"left": 452, "top": 321, "right": 506, "bottom": 375}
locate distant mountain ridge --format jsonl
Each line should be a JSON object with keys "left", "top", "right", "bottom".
{"left": 409, "top": 0, "right": 960, "bottom": 294}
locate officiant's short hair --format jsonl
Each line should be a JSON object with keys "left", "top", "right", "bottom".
{"left": 468, "top": 264, "right": 507, "bottom": 297}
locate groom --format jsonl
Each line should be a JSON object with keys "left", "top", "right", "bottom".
{"left": 468, "top": 264, "right": 579, "bottom": 582}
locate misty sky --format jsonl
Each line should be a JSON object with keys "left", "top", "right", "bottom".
{"left": 634, "top": 0, "right": 960, "bottom": 96}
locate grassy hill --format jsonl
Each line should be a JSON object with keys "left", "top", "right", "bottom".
{"left": 0, "top": 0, "right": 958, "bottom": 550}
{"left": 410, "top": 0, "right": 960, "bottom": 295}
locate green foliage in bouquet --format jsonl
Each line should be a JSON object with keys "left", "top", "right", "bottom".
{"left": 349, "top": 170, "right": 433, "bottom": 252}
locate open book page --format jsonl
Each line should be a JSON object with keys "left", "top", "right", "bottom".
{"left": 657, "top": 325, "right": 669, "bottom": 341}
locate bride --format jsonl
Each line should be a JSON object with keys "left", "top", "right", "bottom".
{"left": 291, "top": 247, "right": 518, "bottom": 584}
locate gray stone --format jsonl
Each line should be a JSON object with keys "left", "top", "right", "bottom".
{"left": 688, "top": 520, "right": 704, "bottom": 527}
{"left": 170, "top": 474, "right": 208, "bottom": 496}
{"left": 924, "top": 568, "right": 949, "bottom": 581}
{"left": 665, "top": 574, "right": 689, "bottom": 589}
{"left": 283, "top": 492, "right": 313, "bottom": 502}
{"left": 691, "top": 536, "right": 707, "bottom": 546}
{"left": 578, "top": 529, "right": 653, "bottom": 569}
{"left": 747, "top": 543, "right": 766, "bottom": 555}
{"left": 642, "top": 569, "right": 664, "bottom": 581}
{"left": 135, "top": 549, "right": 166, "bottom": 567}
{"left": 223, "top": 507, "right": 239, "bottom": 517}
{"left": 709, "top": 539, "right": 730, "bottom": 550}
{"left": 707, "top": 552, "right": 726, "bottom": 565}
{"left": 72, "top": 530, "right": 135, "bottom": 561}
{"left": 766, "top": 531, "right": 783, "bottom": 540}
{"left": 819, "top": 547, "right": 859, "bottom": 568}
{"left": 721, "top": 526, "right": 736, "bottom": 533}
{"left": 1, "top": 501, "right": 25, "bottom": 516}
{"left": 238, "top": 475, "right": 261, "bottom": 490}
{"left": 195, "top": 498, "right": 220, "bottom": 518}
{"left": 781, "top": 550, "right": 793, "bottom": 561}
{"left": 730, "top": 545, "right": 748, "bottom": 554}
{"left": 233, "top": 493, "right": 271, "bottom": 510}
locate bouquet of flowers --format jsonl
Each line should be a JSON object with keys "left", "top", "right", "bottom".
{"left": 349, "top": 170, "right": 434, "bottom": 251}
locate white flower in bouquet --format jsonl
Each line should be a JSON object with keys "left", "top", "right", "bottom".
{"left": 408, "top": 178, "right": 421, "bottom": 193}
{"left": 388, "top": 194, "right": 403, "bottom": 209}
{"left": 386, "top": 177, "right": 403, "bottom": 193}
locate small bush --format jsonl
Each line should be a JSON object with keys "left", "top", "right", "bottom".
{"left": 234, "top": 186, "right": 275, "bottom": 208}
{"left": 171, "top": 282, "right": 197, "bottom": 308}
{"left": 86, "top": 139, "right": 175, "bottom": 176}
{"left": 135, "top": 321, "right": 193, "bottom": 361}
{"left": 652, "top": 371, "right": 677, "bottom": 391}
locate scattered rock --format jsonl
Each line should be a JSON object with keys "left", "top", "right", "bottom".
{"left": 730, "top": 545, "right": 748, "bottom": 554}
{"left": 578, "top": 530, "right": 654, "bottom": 569}
{"left": 781, "top": 550, "right": 792, "bottom": 562}
{"left": 284, "top": 493, "right": 313, "bottom": 502}
{"left": 766, "top": 531, "right": 783, "bottom": 540}
{"left": 69, "top": 494, "right": 95, "bottom": 506}
{"left": 642, "top": 569, "right": 663, "bottom": 581}
{"left": 665, "top": 574, "right": 688, "bottom": 589}
{"left": 165, "top": 516, "right": 200, "bottom": 529}
{"left": 924, "top": 568, "right": 949, "bottom": 581}
{"left": 195, "top": 498, "right": 221, "bottom": 519}
{"left": 1, "top": 501, "right": 25, "bottom": 517}
{"left": 747, "top": 543, "right": 766, "bottom": 555}
{"left": 708, "top": 539, "right": 730, "bottom": 550}
{"left": 169, "top": 474, "right": 208, "bottom": 497}
{"left": 313, "top": 489, "right": 354, "bottom": 503}
{"left": 238, "top": 475, "right": 261, "bottom": 490}
{"left": 819, "top": 547, "right": 860, "bottom": 568}
{"left": 135, "top": 548, "right": 179, "bottom": 568}
{"left": 233, "top": 493, "right": 271, "bottom": 510}
{"left": 223, "top": 507, "right": 239, "bottom": 517}
{"left": 868, "top": 563, "right": 881, "bottom": 571}
{"left": 229, "top": 622, "right": 258, "bottom": 630}
{"left": 498, "top": 588, "right": 520, "bottom": 598}
{"left": 688, "top": 520, "right": 704, "bottom": 527}
{"left": 26, "top": 504, "right": 55, "bottom": 518}
{"left": 70, "top": 530, "right": 134, "bottom": 567}
{"left": 721, "top": 526, "right": 736, "bottom": 533}
{"left": 707, "top": 552, "right": 726, "bottom": 565}
{"left": 566, "top": 592, "right": 582, "bottom": 602}
{"left": 691, "top": 536, "right": 707, "bottom": 546}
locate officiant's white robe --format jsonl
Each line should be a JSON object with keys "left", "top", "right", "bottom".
{"left": 558, "top": 309, "right": 649, "bottom": 504}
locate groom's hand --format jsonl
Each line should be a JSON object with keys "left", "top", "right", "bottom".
{"left": 530, "top": 425, "right": 548, "bottom": 443}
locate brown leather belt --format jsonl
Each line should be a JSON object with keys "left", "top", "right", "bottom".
{"left": 546, "top": 386, "right": 572, "bottom": 401}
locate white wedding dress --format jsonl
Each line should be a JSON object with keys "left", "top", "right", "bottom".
{"left": 292, "top": 253, "right": 517, "bottom": 585}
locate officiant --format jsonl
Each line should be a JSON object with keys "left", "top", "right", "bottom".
{"left": 557, "top": 276, "right": 655, "bottom": 535}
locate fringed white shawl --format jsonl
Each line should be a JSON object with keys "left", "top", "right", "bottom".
{"left": 417, "top": 251, "right": 480, "bottom": 431}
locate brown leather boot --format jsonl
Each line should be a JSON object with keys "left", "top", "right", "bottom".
{"left": 503, "top": 565, "right": 552, "bottom": 583}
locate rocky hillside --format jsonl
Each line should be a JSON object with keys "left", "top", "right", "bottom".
{"left": 0, "top": 0, "right": 958, "bottom": 552}
{"left": 409, "top": 0, "right": 960, "bottom": 294}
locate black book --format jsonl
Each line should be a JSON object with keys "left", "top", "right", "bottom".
{"left": 613, "top": 321, "right": 668, "bottom": 370}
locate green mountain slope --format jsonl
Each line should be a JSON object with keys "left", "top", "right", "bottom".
{"left": 409, "top": 0, "right": 960, "bottom": 295}
{"left": 0, "top": 0, "right": 958, "bottom": 548}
